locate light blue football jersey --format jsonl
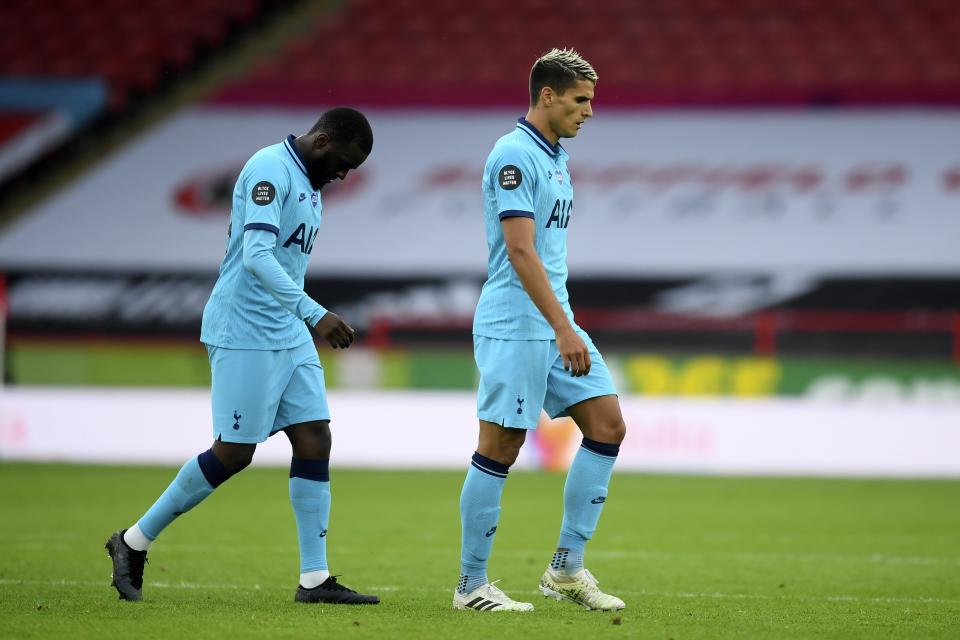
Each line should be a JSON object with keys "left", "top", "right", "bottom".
{"left": 201, "top": 135, "right": 323, "bottom": 349}
{"left": 473, "top": 118, "right": 578, "bottom": 340}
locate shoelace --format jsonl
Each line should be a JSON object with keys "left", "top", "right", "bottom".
{"left": 322, "top": 575, "right": 355, "bottom": 593}
{"left": 483, "top": 580, "right": 514, "bottom": 601}
{"left": 579, "top": 570, "right": 604, "bottom": 596}
{"left": 577, "top": 570, "right": 622, "bottom": 605}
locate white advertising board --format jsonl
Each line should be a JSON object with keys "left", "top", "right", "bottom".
{"left": 2, "top": 388, "right": 957, "bottom": 477}
{"left": 1, "top": 108, "right": 958, "bottom": 276}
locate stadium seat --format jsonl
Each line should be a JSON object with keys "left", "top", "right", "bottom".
{"left": 0, "top": 0, "right": 266, "bottom": 109}
{"left": 213, "top": 0, "right": 960, "bottom": 107}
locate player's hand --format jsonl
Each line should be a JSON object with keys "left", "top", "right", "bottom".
{"left": 556, "top": 325, "right": 590, "bottom": 377}
{"left": 314, "top": 311, "right": 355, "bottom": 349}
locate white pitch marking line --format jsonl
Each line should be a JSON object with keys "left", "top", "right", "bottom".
{"left": 1, "top": 579, "right": 957, "bottom": 605}
{"left": 8, "top": 542, "right": 958, "bottom": 567}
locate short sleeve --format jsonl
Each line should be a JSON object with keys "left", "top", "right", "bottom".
{"left": 241, "top": 156, "right": 290, "bottom": 235}
{"left": 490, "top": 145, "right": 537, "bottom": 221}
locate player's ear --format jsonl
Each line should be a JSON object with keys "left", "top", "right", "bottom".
{"left": 540, "top": 86, "right": 554, "bottom": 108}
{"left": 313, "top": 132, "right": 330, "bottom": 148}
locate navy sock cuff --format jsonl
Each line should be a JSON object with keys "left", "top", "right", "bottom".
{"left": 471, "top": 452, "right": 509, "bottom": 478}
{"left": 197, "top": 449, "right": 232, "bottom": 488}
{"left": 290, "top": 457, "right": 330, "bottom": 482}
{"left": 581, "top": 437, "right": 620, "bottom": 458}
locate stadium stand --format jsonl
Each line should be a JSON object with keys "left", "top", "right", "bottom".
{"left": 217, "top": 0, "right": 960, "bottom": 107}
{"left": 3, "top": 0, "right": 957, "bottom": 186}
{"left": 0, "top": 0, "right": 280, "bottom": 190}
{"left": 0, "top": 0, "right": 264, "bottom": 110}
{"left": 0, "top": 0, "right": 957, "bottom": 377}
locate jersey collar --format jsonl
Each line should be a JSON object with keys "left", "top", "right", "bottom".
{"left": 516, "top": 117, "right": 564, "bottom": 158}
{"left": 284, "top": 134, "right": 310, "bottom": 179}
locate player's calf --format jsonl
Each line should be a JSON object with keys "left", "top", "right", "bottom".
{"left": 105, "top": 446, "right": 248, "bottom": 601}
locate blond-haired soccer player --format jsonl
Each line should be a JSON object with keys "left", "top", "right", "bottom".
{"left": 453, "top": 49, "right": 626, "bottom": 612}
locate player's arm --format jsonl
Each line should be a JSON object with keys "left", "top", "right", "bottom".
{"left": 241, "top": 230, "right": 354, "bottom": 349}
{"left": 501, "top": 217, "right": 590, "bottom": 376}
{"left": 240, "top": 166, "right": 353, "bottom": 349}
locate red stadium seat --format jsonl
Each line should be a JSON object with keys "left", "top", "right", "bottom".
{"left": 6, "top": 0, "right": 951, "bottom": 109}
{"left": 240, "top": 0, "right": 951, "bottom": 106}
{"left": 0, "top": 0, "right": 265, "bottom": 111}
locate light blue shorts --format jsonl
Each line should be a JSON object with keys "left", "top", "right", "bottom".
{"left": 474, "top": 332, "right": 618, "bottom": 429}
{"left": 205, "top": 341, "right": 330, "bottom": 444}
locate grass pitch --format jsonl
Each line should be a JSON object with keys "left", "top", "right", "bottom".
{"left": 1, "top": 464, "right": 958, "bottom": 639}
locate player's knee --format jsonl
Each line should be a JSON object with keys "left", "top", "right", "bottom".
{"left": 211, "top": 441, "right": 256, "bottom": 474}
{"left": 605, "top": 416, "right": 627, "bottom": 444}
{"left": 289, "top": 420, "right": 331, "bottom": 460}
{"left": 225, "top": 447, "right": 255, "bottom": 473}
{"left": 585, "top": 416, "right": 626, "bottom": 445}
{"left": 477, "top": 422, "right": 526, "bottom": 466}
{"left": 494, "top": 431, "right": 526, "bottom": 466}
{"left": 477, "top": 438, "right": 524, "bottom": 466}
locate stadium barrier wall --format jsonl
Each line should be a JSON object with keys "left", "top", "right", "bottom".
{"left": 1, "top": 108, "right": 958, "bottom": 276}
{"left": 1, "top": 388, "right": 957, "bottom": 477}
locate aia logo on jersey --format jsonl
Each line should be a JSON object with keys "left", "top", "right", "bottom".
{"left": 546, "top": 198, "right": 572, "bottom": 228}
{"left": 284, "top": 223, "right": 319, "bottom": 254}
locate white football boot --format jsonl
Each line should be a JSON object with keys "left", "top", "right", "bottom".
{"left": 452, "top": 580, "right": 535, "bottom": 612}
{"left": 539, "top": 567, "right": 626, "bottom": 611}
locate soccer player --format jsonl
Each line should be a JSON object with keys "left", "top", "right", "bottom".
{"left": 106, "top": 108, "right": 379, "bottom": 605}
{"left": 452, "top": 49, "right": 626, "bottom": 613}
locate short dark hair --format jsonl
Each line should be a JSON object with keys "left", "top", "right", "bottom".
{"left": 309, "top": 107, "right": 373, "bottom": 154}
{"left": 529, "top": 48, "right": 598, "bottom": 107}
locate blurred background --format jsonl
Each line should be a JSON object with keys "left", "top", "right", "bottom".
{"left": 0, "top": 0, "right": 958, "bottom": 475}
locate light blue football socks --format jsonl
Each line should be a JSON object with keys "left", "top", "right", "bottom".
{"left": 553, "top": 437, "right": 620, "bottom": 574}
{"left": 289, "top": 458, "right": 331, "bottom": 587}
{"left": 127, "top": 449, "right": 233, "bottom": 548}
{"left": 125, "top": 452, "right": 334, "bottom": 589}
{"left": 457, "top": 452, "right": 510, "bottom": 595}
